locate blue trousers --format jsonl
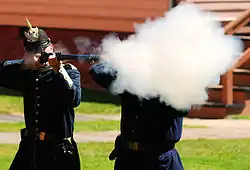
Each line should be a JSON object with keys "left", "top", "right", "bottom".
{"left": 114, "top": 148, "right": 184, "bottom": 170}
{"left": 9, "top": 139, "right": 80, "bottom": 170}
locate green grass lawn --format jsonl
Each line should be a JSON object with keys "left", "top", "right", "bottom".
{"left": 228, "top": 115, "right": 250, "bottom": 120}
{"left": 0, "top": 96, "right": 24, "bottom": 114}
{"left": 179, "top": 139, "right": 250, "bottom": 170}
{"left": 0, "top": 121, "right": 208, "bottom": 132}
{"left": 0, "top": 139, "right": 250, "bottom": 170}
{"left": 75, "top": 102, "right": 120, "bottom": 115}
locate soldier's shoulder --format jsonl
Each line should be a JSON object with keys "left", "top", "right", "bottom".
{"left": 62, "top": 63, "right": 78, "bottom": 70}
{"left": 3, "top": 59, "right": 24, "bottom": 66}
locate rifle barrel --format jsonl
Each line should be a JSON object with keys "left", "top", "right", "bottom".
{"left": 55, "top": 53, "right": 100, "bottom": 60}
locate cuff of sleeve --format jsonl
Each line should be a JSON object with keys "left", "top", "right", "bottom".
{"left": 58, "top": 65, "right": 73, "bottom": 88}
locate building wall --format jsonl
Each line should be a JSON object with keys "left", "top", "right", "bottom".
{"left": 0, "top": 0, "right": 170, "bottom": 32}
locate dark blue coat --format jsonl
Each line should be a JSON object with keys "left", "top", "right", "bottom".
{"left": 0, "top": 59, "right": 82, "bottom": 170}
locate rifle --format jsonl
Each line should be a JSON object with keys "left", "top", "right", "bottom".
{"left": 39, "top": 51, "right": 100, "bottom": 64}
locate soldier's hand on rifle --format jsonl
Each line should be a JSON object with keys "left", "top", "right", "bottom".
{"left": 23, "top": 53, "right": 44, "bottom": 70}
{"left": 48, "top": 54, "right": 61, "bottom": 72}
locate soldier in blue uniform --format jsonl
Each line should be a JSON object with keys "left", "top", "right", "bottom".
{"left": 1, "top": 20, "right": 82, "bottom": 170}
{"left": 89, "top": 62, "right": 188, "bottom": 170}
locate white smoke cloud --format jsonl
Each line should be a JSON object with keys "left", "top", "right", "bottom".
{"left": 53, "top": 41, "right": 70, "bottom": 54}
{"left": 99, "top": 3, "right": 244, "bottom": 111}
{"left": 74, "top": 36, "right": 92, "bottom": 54}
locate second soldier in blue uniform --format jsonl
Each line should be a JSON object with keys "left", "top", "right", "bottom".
{"left": 90, "top": 61, "right": 187, "bottom": 170}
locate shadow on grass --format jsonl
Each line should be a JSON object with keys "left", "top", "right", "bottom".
{"left": 0, "top": 88, "right": 22, "bottom": 96}
{"left": 0, "top": 87, "right": 121, "bottom": 105}
{"left": 81, "top": 88, "right": 120, "bottom": 105}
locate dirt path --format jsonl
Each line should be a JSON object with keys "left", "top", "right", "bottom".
{"left": 0, "top": 114, "right": 121, "bottom": 122}
{"left": 0, "top": 114, "right": 249, "bottom": 144}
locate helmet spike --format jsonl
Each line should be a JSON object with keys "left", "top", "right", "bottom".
{"left": 25, "top": 18, "right": 33, "bottom": 29}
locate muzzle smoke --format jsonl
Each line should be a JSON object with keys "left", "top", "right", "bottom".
{"left": 99, "top": 3, "right": 243, "bottom": 110}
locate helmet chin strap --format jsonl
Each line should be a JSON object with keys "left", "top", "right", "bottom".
{"left": 39, "top": 44, "right": 55, "bottom": 72}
